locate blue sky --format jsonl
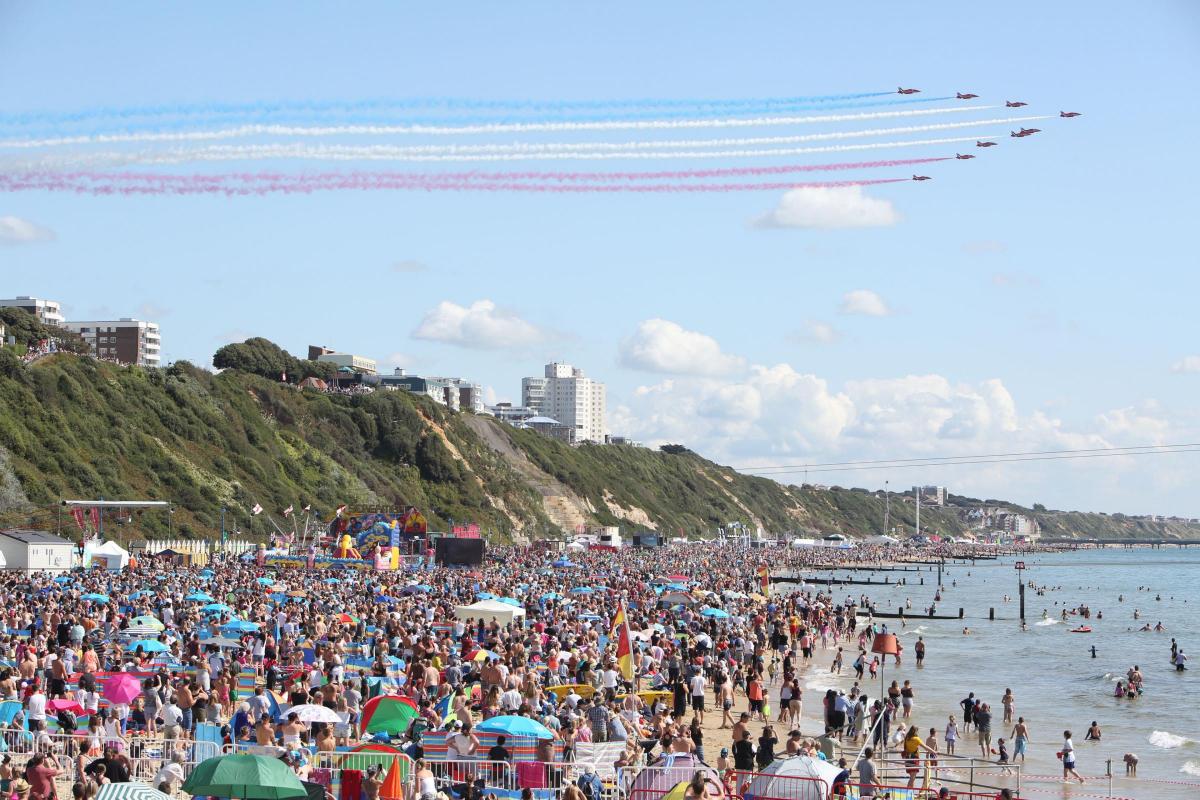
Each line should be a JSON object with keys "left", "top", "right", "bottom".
{"left": 2, "top": 2, "right": 1199, "bottom": 516}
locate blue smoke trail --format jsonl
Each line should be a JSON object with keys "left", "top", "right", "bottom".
{"left": 0, "top": 97, "right": 953, "bottom": 137}
{"left": 0, "top": 91, "right": 895, "bottom": 127}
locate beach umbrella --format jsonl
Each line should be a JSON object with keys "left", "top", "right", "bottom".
{"left": 256, "top": 577, "right": 275, "bottom": 586}
{"left": 466, "top": 649, "right": 500, "bottom": 662}
{"left": 569, "top": 586, "right": 594, "bottom": 595}
{"left": 81, "top": 593, "right": 110, "bottom": 603}
{"left": 128, "top": 590, "right": 152, "bottom": 600}
{"left": 95, "top": 782, "right": 173, "bottom": 800}
{"left": 286, "top": 704, "right": 342, "bottom": 724}
{"left": 360, "top": 695, "right": 418, "bottom": 736}
{"left": 540, "top": 592, "right": 563, "bottom": 601}
{"left": 324, "top": 578, "right": 341, "bottom": 584}
{"left": 185, "top": 591, "right": 215, "bottom": 602}
{"left": 103, "top": 673, "right": 143, "bottom": 706}
{"left": 47, "top": 699, "right": 86, "bottom": 715}
{"left": 475, "top": 715, "right": 554, "bottom": 739}
{"left": 53, "top": 576, "right": 73, "bottom": 585}
{"left": 551, "top": 559, "right": 577, "bottom": 568}
{"left": 121, "top": 625, "right": 163, "bottom": 639}
{"left": 701, "top": 608, "right": 730, "bottom": 619}
{"left": 222, "top": 620, "right": 261, "bottom": 633}
{"left": 336, "top": 613, "right": 361, "bottom": 625}
{"left": 202, "top": 603, "right": 234, "bottom": 614}
{"left": 182, "top": 753, "right": 307, "bottom": 800}
{"left": 666, "top": 574, "right": 689, "bottom": 582}
{"left": 475, "top": 591, "right": 496, "bottom": 600}
{"left": 200, "top": 637, "right": 245, "bottom": 649}
{"left": 128, "top": 615, "right": 164, "bottom": 631}
{"left": 496, "top": 597, "right": 522, "bottom": 607}
{"left": 126, "top": 639, "right": 167, "bottom": 653}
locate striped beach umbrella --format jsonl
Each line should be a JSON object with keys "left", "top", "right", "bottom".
{"left": 96, "top": 783, "right": 173, "bottom": 800}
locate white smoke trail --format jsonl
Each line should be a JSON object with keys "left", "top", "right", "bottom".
{"left": 0, "top": 106, "right": 1002, "bottom": 149}
{"left": 0, "top": 136, "right": 998, "bottom": 170}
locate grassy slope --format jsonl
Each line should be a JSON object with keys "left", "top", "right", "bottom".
{"left": 0, "top": 355, "right": 1195, "bottom": 541}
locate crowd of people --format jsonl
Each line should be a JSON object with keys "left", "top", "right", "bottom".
{"left": 0, "top": 538, "right": 1022, "bottom": 800}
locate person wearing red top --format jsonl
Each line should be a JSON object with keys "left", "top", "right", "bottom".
{"left": 24, "top": 753, "right": 59, "bottom": 800}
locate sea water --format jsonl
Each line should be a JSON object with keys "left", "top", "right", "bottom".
{"left": 781, "top": 548, "right": 1200, "bottom": 799}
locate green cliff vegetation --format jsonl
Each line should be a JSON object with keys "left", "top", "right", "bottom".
{"left": 0, "top": 329, "right": 1195, "bottom": 543}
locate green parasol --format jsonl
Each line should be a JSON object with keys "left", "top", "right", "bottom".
{"left": 181, "top": 754, "right": 307, "bottom": 800}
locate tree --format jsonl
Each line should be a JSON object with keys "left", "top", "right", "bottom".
{"left": 0, "top": 308, "right": 90, "bottom": 354}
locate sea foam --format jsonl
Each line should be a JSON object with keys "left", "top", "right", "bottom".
{"left": 1149, "top": 730, "right": 1193, "bottom": 749}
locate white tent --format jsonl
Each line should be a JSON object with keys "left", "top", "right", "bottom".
{"left": 745, "top": 755, "right": 842, "bottom": 800}
{"left": 565, "top": 542, "right": 586, "bottom": 552}
{"left": 789, "top": 538, "right": 817, "bottom": 549}
{"left": 85, "top": 540, "right": 130, "bottom": 571}
{"left": 865, "top": 535, "right": 900, "bottom": 545}
{"left": 453, "top": 599, "right": 527, "bottom": 626}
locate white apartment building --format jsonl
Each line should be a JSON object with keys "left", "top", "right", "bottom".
{"left": 0, "top": 296, "right": 64, "bottom": 326}
{"left": 62, "top": 318, "right": 161, "bottom": 366}
{"left": 521, "top": 362, "right": 606, "bottom": 443}
{"left": 316, "top": 352, "right": 377, "bottom": 375}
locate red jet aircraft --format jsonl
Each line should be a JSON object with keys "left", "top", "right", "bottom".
{"left": 955, "top": 153, "right": 976, "bottom": 159}
{"left": 1006, "top": 100, "right": 1028, "bottom": 107}
{"left": 1010, "top": 127, "right": 1041, "bottom": 137}
{"left": 956, "top": 92, "right": 979, "bottom": 100}
{"left": 897, "top": 87, "right": 921, "bottom": 94}
{"left": 1060, "top": 111, "right": 1082, "bottom": 118}
{"left": 912, "top": 175, "right": 932, "bottom": 181}
{"left": 976, "top": 141, "right": 998, "bottom": 147}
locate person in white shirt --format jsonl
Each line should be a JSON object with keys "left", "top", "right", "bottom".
{"left": 26, "top": 688, "right": 47, "bottom": 731}
{"left": 689, "top": 674, "right": 707, "bottom": 723}
{"left": 601, "top": 667, "right": 620, "bottom": 701}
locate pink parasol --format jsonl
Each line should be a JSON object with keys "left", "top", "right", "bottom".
{"left": 102, "top": 673, "right": 142, "bottom": 705}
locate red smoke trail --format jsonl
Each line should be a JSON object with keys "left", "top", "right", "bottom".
{"left": 0, "top": 158, "right": 947, "bottom": 186}
{"left": 0, "top": 174, "right": 911, "bottom": 195}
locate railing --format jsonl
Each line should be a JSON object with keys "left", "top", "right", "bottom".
{"left": 840, "top": 782, "right": 1018, "bottom": 798}
{"left": 873, "top": 753, "right": 1020, "bottom": 798}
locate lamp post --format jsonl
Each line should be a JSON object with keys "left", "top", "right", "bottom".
{"left": 884, "top": 481, "right": 890, "bottom": 534}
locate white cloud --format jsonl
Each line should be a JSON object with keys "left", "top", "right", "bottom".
{"left": 755, "top": 186, "right": 899, "bottom": 230}
{"left": 391, "top": 260, "right": 428, "bottom": 273}
{"left": 0, "top": 216, "right": 55, "bottom": 245}
{"left": 620, "top": 319, "right": 745, "bottom": 376}
{"left": 614, "top": 362, "right": 1192, "bottom": 514}
{"left": 412, "top": 299, "right": 545, "bottom": 349}
{"left": 383, "top": 351, "right": 420, "bottom": 371}
{"left": 1171, "top": 355, "right": 1200, "bottom": 374}
{"left": 796, "top": 320, "right": 841, "bottom": 344}
{"left": 839, "top": 289, "right": 891, "bottom": 317}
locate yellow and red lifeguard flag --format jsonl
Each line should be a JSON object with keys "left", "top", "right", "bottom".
{"left": 757, "top": 565, "right": 770, "bottom": 594}
{"left": 611, "top": 600, "right": 635, "bottom": 681}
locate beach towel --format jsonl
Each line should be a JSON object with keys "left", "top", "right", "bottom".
{"left": 516, "top": 762, "right": 546, "bottom": 789}
{"left": 340, "top": 769, "right": 363, "bottom": 800}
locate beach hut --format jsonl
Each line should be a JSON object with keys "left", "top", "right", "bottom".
{"left": 743, "top": 755, "right": 841, "bottom": 800}
{"left": 453, "top": 599, "right": 526, "bottom": 626}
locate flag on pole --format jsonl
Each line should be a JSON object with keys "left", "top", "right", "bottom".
{"left": 611, "top": 600, "right": 635, "bottom": 681}
{"left": 251, "top": 503, "right": 263, "bottom": 516}
{"left": 282, "top": 505, "right": 294, "bottom": 517}
{"left": 757, "top": 565, "right": 770, "bottom": 594}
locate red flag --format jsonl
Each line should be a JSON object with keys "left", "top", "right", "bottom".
{"left": 611, "top": 600, "right": 635, "bottom": 681}
{"left": 71, "top": 508, "right": 85, "bottom": 531}
{"left": 89, "top": 507, "right": 100, "bottom": 531}
{"left": 757, "top": 565, "right": 770, "bottom": 594}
